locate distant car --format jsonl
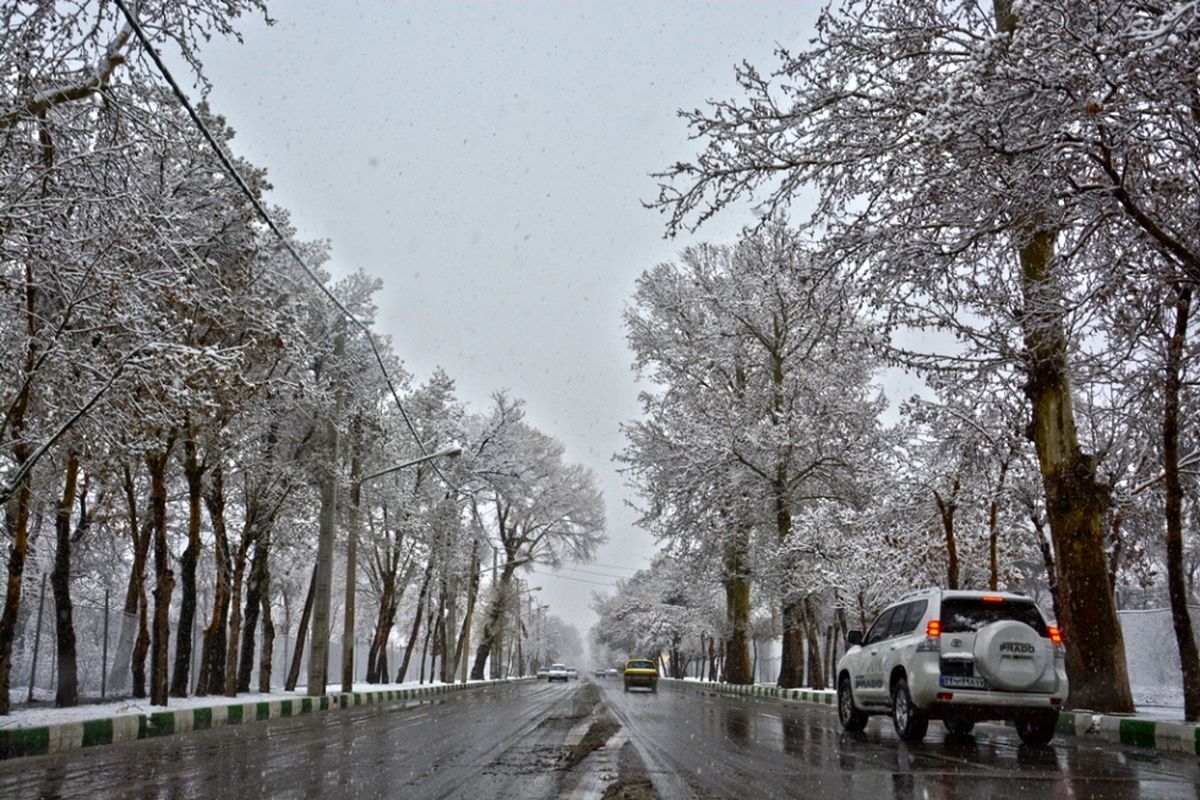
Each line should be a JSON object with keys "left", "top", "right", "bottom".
{"left": 594, "top": 668, "right": 607, "bottom": 678}
{"left": 548, "top": 663, "right": 570, "bottom": 683}
{"left": 567, "top": 667, "right": 579, "bottom": 680}
{"left": 623, "top": 658, "right": 658, "bottom": 693}
{"left": 606, "top": 667, "right": 619, "bottom": 677}
{"left": 536, "top": 667, "right": 550, "bottom": 680}
{"left": 836, "top": 588, "right": 1067, "bottom": 745}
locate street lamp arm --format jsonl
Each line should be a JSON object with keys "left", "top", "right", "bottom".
{"left": 358, "top": 444, "right": 463, "bottom": 485}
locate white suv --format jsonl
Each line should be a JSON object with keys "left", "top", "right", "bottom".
{"left": 835, "top": 589, "right": 1067, "bottom": 745}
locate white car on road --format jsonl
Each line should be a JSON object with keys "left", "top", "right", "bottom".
{"left": 835, "top": 588, "right": 1067, "bottom": 745}
{"left": 547, "top": 663, "right": 570, "bottom": 683}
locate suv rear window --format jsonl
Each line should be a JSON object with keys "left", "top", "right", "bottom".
{"left": 940, "top": 598, "right": 1048, "bottom": 636}
{"left": 627, "top": 660, "right": 655, "bottom": 670}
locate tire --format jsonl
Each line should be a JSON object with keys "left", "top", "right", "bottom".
{"left": 943, "top": 719, "right": 975, "bottom": 737}
{"left": 890, "top": 678, "right": 929, "bottom": 742}
{"left": 624, "top": 683, "right": 630, "bottom": 693}
{"left": 651, "top": 683, "right": 657, "bottom": 694}
{"left": 1016, "top": 712, "right": 1058, "bottom": 746}
{"left": 837, "top": 676, "right": 868, "bottom": 732}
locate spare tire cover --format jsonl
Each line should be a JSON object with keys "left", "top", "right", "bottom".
{"left": 972, "top": 620, "right": 1050, "bottom": 691}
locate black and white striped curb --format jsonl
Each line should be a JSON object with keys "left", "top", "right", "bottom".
{"left": 0, "top": 679, "right": 532, "bottom": 762}
{"left": 661, "top": 678, "right": 1200, "bottom": 756}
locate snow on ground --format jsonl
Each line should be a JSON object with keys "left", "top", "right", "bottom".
{"left": 1, "top": 679, "right": 484, "bottom": 730}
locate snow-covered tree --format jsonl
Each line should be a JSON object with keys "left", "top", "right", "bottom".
{"left": 648, "top": 0, "right": 1200, "bottom": 713}
{"left": 467, "top": 394, "right": 606, "bottom": 680}
{"left": 621, "top": 227, "right": 888, "bottom": 687}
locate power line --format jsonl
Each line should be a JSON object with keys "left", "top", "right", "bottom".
{"left": 542, "top": 573, "right": 616, "bottom": 588}
{"left": 554, "top": 565, "right": 636, "bottom": 581}
{"left": 585, "top": 562, "right": 642, "bottom": 573}
{"left": 111, "top": 0, "right": 457, "bottom": 491}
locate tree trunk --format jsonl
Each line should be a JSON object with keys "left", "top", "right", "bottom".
{"left": 147, "top": 442, "right": 176, "bottom": 707}
{"left": 259, "top": 577, "right": 275, "bottom": 693}
{"left": 778, "top": 598, "right": 806, "bottom": 688}
{"left": 0, "top": 118, "right": 48, "bottom": 716}
{"left": 1013, "top": 225, "right": 1132, "bottom": 712}
{"left": 197, "top": 465, "right": 231, "bottom": 696}
{"left": 51, "top": 452, "right": 81, "bottom": 707}
{"left": 419, "top": 598, "right": 437, "bottom": 684}
{"left": 825, "top": 624, "right": 836, "bottom": 688}
{"left": 987, "top": 459, "right": 1011, "bottom": 591}
{"left": 469, "top": 559, "right": 515, "bottom": 681}
{"left": 109, "top": 466, "right": 150, "bottom": 696}
{"left": 132, "top": 587, "right": 150, "bottom": 699}
{"left": 803, "top": 596, "right": 825, "bottom": 690}
{"left": 440, "top": 572, "right": 458, "bottom": 683}
{"left": 366, "top": 579, "right": 395, "bottom": 684}
{"left": 722, "top": 523, "right": 752, "bottom": 684}
{"left": 368, "top": 586, "right": 398, "bottom": 684}
{"left": 237, "top": 537, "right": 269, "bottom": 692}
{"left": 397, "top": 558, "right": 435, "bottom": 683}
{"left": 224, "top": 525, "right": 253, "bottom": 697}
{"left": 1162, "top": 285, "right": 1200, "bottom": 721}
{"left": 774, "top": 466, "right": 807, "bottom": 689}
{"left": 285, "top": 564, "right": 318, "bottom": 691}
{"left": 0, "top": 428, "right": 33, "bottom": 716}
{"left": 452, "top": 544, "right": 480, "bottom": 683}
{"left": 934, "top": 482, "right": 960, "bottom": 590}
{"left": 171, "top": 434, "right": 205, "bottom": 698}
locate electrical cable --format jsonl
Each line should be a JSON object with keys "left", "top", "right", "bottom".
{"left": 540, "top": 573, "right": 615, "bottom": 588}
{"left": 111, "top": 0, "right": 458, "bottom": 492}
{"left": 552, "top": 565, "right": 635, "bottom": 581}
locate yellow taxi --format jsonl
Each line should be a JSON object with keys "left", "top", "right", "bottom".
{"left": 622, "top": 658, "right": 659, "bottom": 693}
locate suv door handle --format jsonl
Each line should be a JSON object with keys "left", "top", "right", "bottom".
{"left": 869, "top": 649, "right": 878, "bottom": 656}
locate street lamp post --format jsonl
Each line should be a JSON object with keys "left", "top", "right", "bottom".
{"left": 307, "top": 442, "right": 461, "bottom": 697}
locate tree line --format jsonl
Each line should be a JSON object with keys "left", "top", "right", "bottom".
{"left": 0, "top": 2, "right": 605, "bottom": 715}
{"left": 597, "top": 0, "right": 1200, "bottom": 720}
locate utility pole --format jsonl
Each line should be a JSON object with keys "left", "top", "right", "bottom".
{"left": 308, "top": 328, "right": 343, "bottom": 697}
{"left": 341, "top": 423, "right": 362, "bottom": 694}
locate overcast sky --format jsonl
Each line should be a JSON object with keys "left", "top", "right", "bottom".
{"left": 194, "top": 1, "right": 825, "bottom": 644}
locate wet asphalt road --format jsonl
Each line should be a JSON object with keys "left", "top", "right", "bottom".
{"left": 0, "top": 679, "right": 1197, "bottom": 799}
{"left": 600, "top": 679, "right": 1200, "bottom": 800}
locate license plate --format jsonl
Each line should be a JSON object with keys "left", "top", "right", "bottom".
{"left": 939, "top": 675, "right": 987, "bottom": 690}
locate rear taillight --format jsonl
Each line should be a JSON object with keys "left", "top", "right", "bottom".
{"left": 1048, "top": 625, "right": 1062, "bottom": 644}
{"left": 982, "top": 595, "right": 1005, "bottom": 603}
{"left": 926, "top": 619, "right": 941, "bottom": 637}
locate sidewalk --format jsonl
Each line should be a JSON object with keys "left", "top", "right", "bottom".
{"left": 663, "top": 678, "right": 1200, "bottom": 756}
{"left": 0, "top": 678, "right": 530, "bottom": 761}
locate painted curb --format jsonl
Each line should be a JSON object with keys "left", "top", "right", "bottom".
{"left": 0, "top": 678, "right": 534, "bottom": 762}
{"left": 661, "top": 678, "right": 1200, "bottom": 756}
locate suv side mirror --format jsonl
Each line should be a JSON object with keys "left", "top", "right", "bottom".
{"left": 847, "top": 630, "right": 863, "bottom": 646}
